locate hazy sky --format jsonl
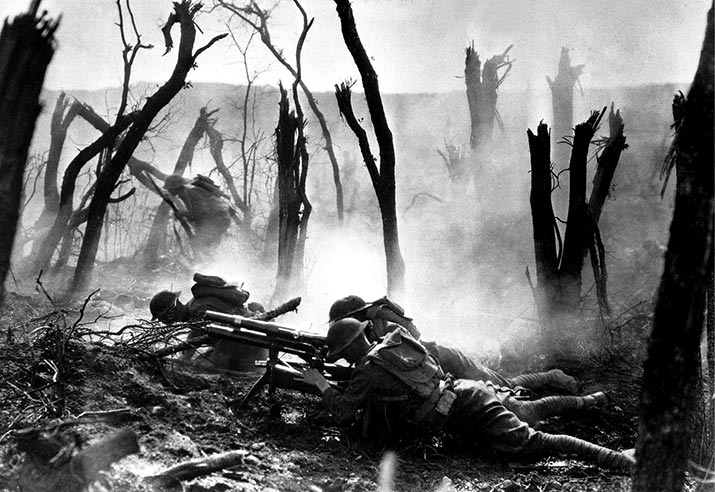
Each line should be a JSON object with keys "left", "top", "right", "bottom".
{"left": 1, "top": 0, "right": 710, "bottom": 94}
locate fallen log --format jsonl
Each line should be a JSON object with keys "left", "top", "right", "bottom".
{"left": 145, "top": 449, "right": 250, "bottom": 490}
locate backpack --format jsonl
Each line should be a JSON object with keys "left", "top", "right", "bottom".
{"left": 367, "top": 330, "right": 456, "bottom": 430}
{"left": 190, "top": 174, "right": 229, "bottom": 199}
{"left": 365, "top": 296, "right": 421, "bottom": 340}
{"left": 190, "top": 272, "right": 250, "bottom": 307}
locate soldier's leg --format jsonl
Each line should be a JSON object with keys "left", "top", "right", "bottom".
{"left": 448, "top": 381, "right": 632, "bottom": 472}
{"left": 423, "top": 342, "right": 512, "bottom": 387}
{"left": 509, "top": 369, "right": 579, "bottom": 394}
{"left": 503, "top": 392, "right": 609, "bottom": 425}
{"left": 531, "top": 433, "right": 635, "bottom": 473}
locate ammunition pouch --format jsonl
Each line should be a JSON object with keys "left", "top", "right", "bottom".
{"left": 413, "top": 379, "right": 457, "bottom": 431}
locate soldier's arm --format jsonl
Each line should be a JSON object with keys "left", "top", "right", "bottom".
{"left": 320, "top": 365, "right": 375, "bottom": 423}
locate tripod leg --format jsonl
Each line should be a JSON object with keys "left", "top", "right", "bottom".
{"left": 233, "top": 369, "right": 270, "bottom": 409}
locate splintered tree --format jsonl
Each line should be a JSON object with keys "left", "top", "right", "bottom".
{"left": 216, "top": 0, "right": 345, "bottom": 223}
{"left": 464, "top": 42, "right": 512, "bottom": 181}
{"left": 547, "top": 47, "right": 584, "bottom": 167}
{"left": 633, "top": 6, "right": 713, "bottom": 491}
{"left": 333, "top": 0, "right": 405, "bottom": 298}
{"left": 69, "top": 1, "right": 226, "bottom": 294}
{"left": 527, "top": 104, "right": 628, "bottom": 348}
{"left": 0, "top": 5, "right": 57, "bottom": 304}
{"left": 273, "top": 86, "right": 311, "bottom": 302}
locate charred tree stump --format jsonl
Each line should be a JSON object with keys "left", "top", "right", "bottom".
{"left": 633, "top": 7, "right": 713, "bottom": 491}
{"left": 273, "top": 86, "right": 310, "bottom": 302}
{"left": 547, "top": 47, "right": 584, "bottom": 168}
{"left": 0, "top": 6, "right": 57, "bottom": 304}
{"left": 464, "top": 42, "right": 512, "bottom": 182}
{"left": 528, "top": 106, "right": 625, "bottom": 349}
{"left": 333, "top": 0, "right": 405, "bottom": 298}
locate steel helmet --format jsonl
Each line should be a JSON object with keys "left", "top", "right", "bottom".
{"left": 328, "top": 295, "right": 370, "bottom": 324}
{"left": 326, "top": 317, "right": 368, "bottom": 360}
{"left": 150, "top": 290, "right": 180, "bottom": 320}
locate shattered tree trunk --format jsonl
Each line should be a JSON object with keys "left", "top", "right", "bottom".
{"left": 273, "top": 86, "right": 309, "bottom": 302}
{"left": 547, "top": 47, "right": 584, "bottom": 169}
{"left": 29, "top": 93, "right": 81, "bottom": 255}
{"left": 70, "top": 2, "right": 225, "bottom": 294}
{"left": 633, "top": 7, "right": 713, "bottom": 491}
{"left": 144, "top": 108, "right": 212, "bottom": 268}
{"left": 29, "top": 96, "right": 169, "bottom": 276}
{"left": 0, "top": 7, "right": 57, "bottom": 303}
{"left": 528, "top": 106, "right": 625, "bottom": 348}
{"left": 333, "top": 0, "right": 405, "bottom": 298}
{"left": 31, "top": 116, "right": 135, "bottom": 276}
{"left": 464, "top": 43, "right": 511, "bottom": 181}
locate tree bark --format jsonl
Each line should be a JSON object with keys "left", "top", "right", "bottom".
{"left": 334, "top": 0, "right": 405, "bottom": 299}
{"left": 29, "top": 93, "right": 82, "bottom": 254}
{"left": 632, "top": 6, "right": 713, "bottom": 491}
{"left": 0, "top": 7, "right": 57, "bottom": 303}
{"left": 70, "top": 2, "right": 226, "bottom": 294}
{"left": 527, "top": 122, "right": 559, "bottom": 321}
{"left": 464, "top": 43, "right": 511, "bottom": 179}
{"left": 559, "top": 109, "right": 604, "bottom": 311}
{"left": 273, "top": 86, "right": 307, "bottom": 302}
{"left": 588, "top": 104, "right": 628, "bottom": 223}
{"left": 31, "top": 114, "right": 135, "bottom": 275}
{"left": 547, "top": 47, "right": 584, "bottom": 167}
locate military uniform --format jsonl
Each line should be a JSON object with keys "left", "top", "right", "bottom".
{"left": 163, "top": 274, "right": 266, "bottom": 370}
{"left": 165, "top": 174, "right": 232, "bottom": 253}
{"left": 329, "top": 295, "right": 578, "bottom": 394}
{"left": 319, "top": 329, "right": 633, "bottom": 472}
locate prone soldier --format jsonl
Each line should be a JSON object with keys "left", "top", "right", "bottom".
{"left": 150, "top": 273, "right": 266, "bottom": 369}
{"left": 328, "top": 295, "right": 580, "bottom": 394}
{"left": 299, "top": 318, "right": 635, "bottom": 473}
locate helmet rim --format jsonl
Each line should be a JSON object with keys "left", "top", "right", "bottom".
{"left": 326, "top": 317, "right": 368, "bottom": 360}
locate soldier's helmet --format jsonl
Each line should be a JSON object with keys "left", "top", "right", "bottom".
{"left": 326, "top": 317, "right": 368, "bottom": 360}
{"left": 328, "top": 295, "right": 369, "bottom": 324}
{"left": 164, "top": 174, "right": 188, "bottom": 193}
{"left": 150, "top": 290, "right": 180, "bottom": 321}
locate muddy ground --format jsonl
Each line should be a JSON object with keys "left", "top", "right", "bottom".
{"left": 0, "top": 281, "right": 694, "bottom": 492}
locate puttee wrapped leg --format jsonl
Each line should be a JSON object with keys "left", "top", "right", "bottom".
{"left": 509, "top": 369, "right": 579, "bottom": 394}
{"left": 505, "top": 392, "right": 609, "bottom": 424}
{"left": 533, "top": 432, "right": 635, "bottom": 473}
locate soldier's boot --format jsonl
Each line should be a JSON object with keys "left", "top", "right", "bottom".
{"left": 535, "top": 433, "right": 635, "bottom": 473}
{"left": 509, "top": 369, "right": 580, "bottom": 394}
{"left": 507, "top": 392, "right": 609, "bottom": 424}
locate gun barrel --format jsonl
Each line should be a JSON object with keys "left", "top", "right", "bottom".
{"left": 204, "top": 310, "right": 326, "bottom": 345}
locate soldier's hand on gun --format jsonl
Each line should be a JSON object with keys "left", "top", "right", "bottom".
{"left": 299, "top": 368, "right": 331, "bottom": 393}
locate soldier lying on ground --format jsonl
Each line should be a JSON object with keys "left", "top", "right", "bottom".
{"left": 328, "top": 295, "right": 579, "bottom": 394}
{"left": 150, "top": 273, "right": 266, "bottom": 369}
{"left": 299, "top": 318, "right": 635, "bottom": 473}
